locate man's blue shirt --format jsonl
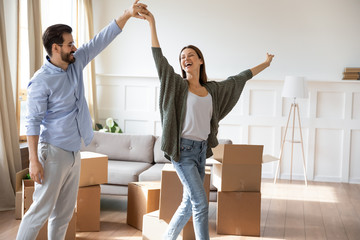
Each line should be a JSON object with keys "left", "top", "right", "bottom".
{"left": 26, "top": 20, "right": 121, "bottom": 152}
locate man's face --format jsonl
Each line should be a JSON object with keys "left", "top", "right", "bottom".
{"left": 59, "top": 33, "right": 77, "bottom": 64}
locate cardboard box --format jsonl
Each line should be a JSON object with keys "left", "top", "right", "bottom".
{"left": 16, "top": 168, "right": 29, "bottom": 219}
{"left": 159, "top": 164, "right": 211, "bottom": 223}
{"left": 79, "top": 151, "right": 108, "bottom": 187}
{"left": 212, "top": 144, "right": 263, "bottom": 192}
{"left": 217, "top": 191, "right": 261, "bottom": 236}
{"left": 15, "top": 191, "right": 22, "bottom": 219}
{"left": 22, "top": 179, "right": 35, "bottom": 217}
{"left": 21, "top": 179, "right": 76, "bottom": 240}
{"left": 142, "top": 210, "right": 195, "bottom": 240}
{"left": 64, "top": 211, "right": 76, "bottom": 240}
{"left": 35, "top": 212, "right": 76, "bottom": 240}
{"left": 16, "top": 168, "right": 29, "bottom": 191}
{"left": 127, "top": 181, "right": 161, "bottom": 230}
{"left": 76, "top": 185, "right": 101, "bottom": 232}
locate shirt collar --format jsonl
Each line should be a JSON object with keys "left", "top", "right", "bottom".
{"left": 45, "top": 55, "right": 66, "bottom": 72}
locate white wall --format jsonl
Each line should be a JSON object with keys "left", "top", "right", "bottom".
{"left": 96, "top": 76, "right": 360, "bottom": 183}
{"left": 93, "top": 0, "right": 360, "bottom": 81}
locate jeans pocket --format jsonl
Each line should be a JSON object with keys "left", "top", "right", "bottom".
{"left": 180, "top": 144, "right": 193, "bottom": 152}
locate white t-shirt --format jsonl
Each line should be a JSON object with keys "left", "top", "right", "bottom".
{"left": 181, "top": 91, "right": 213, "bottom": 141}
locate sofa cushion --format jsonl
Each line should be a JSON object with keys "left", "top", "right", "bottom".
{"left": 218, "top": 139, "right": 233, "bottom": 145}
{"left": 81, "top": 132, "right": 155, "bottom": 163}
{"left": 101, "top": 184, "right": 128, "bottom": 195}
{"left": 153, "top": 137, "right": 171, "bottom": 163}
{"left": 209, "top": 191, "right": 217, "bottom": 202}
{"left": 107, "top": 160, "right": 152, "bottom": 185}
{"left": 139, "top": 163, "right": 166, "bottom": 181}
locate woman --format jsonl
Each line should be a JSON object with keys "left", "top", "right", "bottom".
{"left": 143, "top": 10, "right": 274, "bottom": 240}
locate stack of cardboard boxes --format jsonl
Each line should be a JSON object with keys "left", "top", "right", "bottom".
{"left": 142, "top": 164, "right": 211, "bottom": 240}
{"left": 15, "top": 151, "right": 108, "bottom": 238}
{"left": 76, "top": 151, "right": 108, "bottom": 232}
{"left": 212, "top": 144, "right": 263, "bottom": 237}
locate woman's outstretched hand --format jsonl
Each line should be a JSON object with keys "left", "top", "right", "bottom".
{"left": 265, "top": 53, "right": 275, "bottom": 66}
{"left": 250, "top": 53, "right": 275, "bottom": 77}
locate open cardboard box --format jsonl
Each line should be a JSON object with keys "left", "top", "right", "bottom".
{"left": 15, "top": 168, "right": 29, "bottom": 219}
{"left": 212, "top": 144, "right": 263, "bottom": 192}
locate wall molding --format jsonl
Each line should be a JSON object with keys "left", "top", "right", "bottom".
{"left": 95, "top": 74, "right": 360, "bottom": 183}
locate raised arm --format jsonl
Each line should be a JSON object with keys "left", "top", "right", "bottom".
{"left": 250, "top": 53, "right": 275, "bottom": 77}
{"left": 143, "top": 10, "right": 160, "bottom": 47}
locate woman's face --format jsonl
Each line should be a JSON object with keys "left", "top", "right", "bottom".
{"left": 180, "top": 48, "right": 203, "bottom": 74}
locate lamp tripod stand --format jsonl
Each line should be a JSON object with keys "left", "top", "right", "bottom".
{"left": 274, "top": 99, "right": 307, "bottom": 186}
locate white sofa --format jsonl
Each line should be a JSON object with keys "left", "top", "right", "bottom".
{"left": 81, "top": 131, "right": 232, "bottom": 201}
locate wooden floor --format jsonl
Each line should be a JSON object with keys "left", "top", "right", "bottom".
{"left": 1, "top": 179, "right": 360, "bottom": 240}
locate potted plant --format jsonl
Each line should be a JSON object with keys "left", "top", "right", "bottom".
{"left": 95, "top": 117, "right": 122, "bottom": 133}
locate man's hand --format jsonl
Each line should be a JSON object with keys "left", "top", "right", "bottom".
{"left": 29, "top": 156, "right": 44, "bottom": 184}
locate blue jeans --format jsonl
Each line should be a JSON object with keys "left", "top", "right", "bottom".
{"left": 164, "top": 138, "right": 209, "bottom": 240}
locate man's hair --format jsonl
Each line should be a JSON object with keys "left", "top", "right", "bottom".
{"left": 42, "top": 24, "right": 72, "bottom": 57}
{"left": 179, "top": 45, "right": 208, "bottom": 85}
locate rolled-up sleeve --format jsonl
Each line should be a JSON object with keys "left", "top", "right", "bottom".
{"left": 26, "top": 80, "right": 49, "bottom": 135}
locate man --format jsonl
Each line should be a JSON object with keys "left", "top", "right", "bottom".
{"left": 16, "top": 1, "right": 148, "bottom": 239}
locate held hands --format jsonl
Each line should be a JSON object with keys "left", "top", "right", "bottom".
{"left": 116, "top": 0, "right": 149, "bottom": 29}
{"left": 125, "top": 0, "right": 149, "bottom": 20}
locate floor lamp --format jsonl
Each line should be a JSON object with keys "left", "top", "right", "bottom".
{"left": 274, "top": 76, "right": 308, "bottom": 186}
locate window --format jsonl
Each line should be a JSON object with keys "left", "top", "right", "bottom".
{"left": 17, "top": 0, "right": 77, "bottom": 141}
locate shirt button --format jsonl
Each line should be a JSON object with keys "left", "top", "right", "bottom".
{"left": 95, "top": 144, "right": 99, "bottom": 147}
{"left": 129, "top": 146, "right": 132, "bottom": 150}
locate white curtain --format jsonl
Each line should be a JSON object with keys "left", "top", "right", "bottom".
{"left": 78, "top": 0, "right": 98, "bottom": 127}
{"left": 27, "top": 0, "right": 43, "bottom": 76}
{"left": 0, "top": 0, "right": 22, "bottom": 211}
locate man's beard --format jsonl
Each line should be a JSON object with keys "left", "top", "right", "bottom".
{"left": 61, "top": 51, "right": 76, "bottom": 64}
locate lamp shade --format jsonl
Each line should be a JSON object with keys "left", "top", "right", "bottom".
{"left": 282, "top": 76, "right": 308, "bottom": 99}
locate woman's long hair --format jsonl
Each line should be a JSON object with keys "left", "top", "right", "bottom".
{"left": 179, "top": 45, "right": 208, "bottom": 85}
